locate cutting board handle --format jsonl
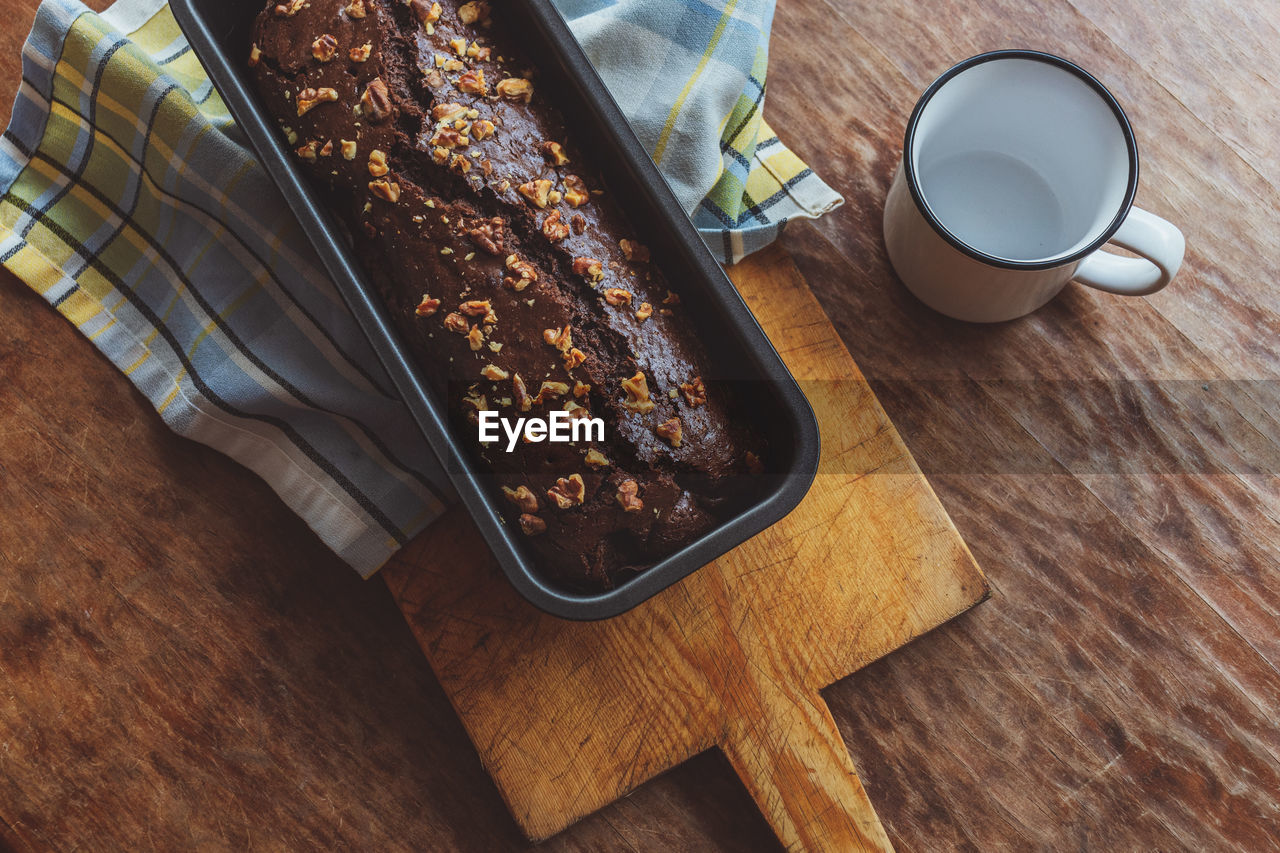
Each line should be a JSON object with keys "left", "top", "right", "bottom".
{"left": 720, "top": 688, "right": 893, "bottom": 852}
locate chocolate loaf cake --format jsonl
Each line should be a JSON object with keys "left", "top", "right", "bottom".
{"left": 249, "top": 0, "right": 765, "bottom": 590}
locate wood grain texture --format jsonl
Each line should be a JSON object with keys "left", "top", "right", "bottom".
{"left": 2, "top": 0, "right": 1279, "bottom": 849}
{"left": 381, "top": 244, "right": 986, "bottom": 850}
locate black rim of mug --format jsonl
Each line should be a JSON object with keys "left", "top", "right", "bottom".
{"left": 902, "top": 49, "right": 1140, "bottom": 272}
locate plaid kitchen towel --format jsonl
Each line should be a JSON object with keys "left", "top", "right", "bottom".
{"left": 0, "top": 0, "right": 842, "bottom": 577}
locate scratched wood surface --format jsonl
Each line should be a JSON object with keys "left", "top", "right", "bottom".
{"left": 2, "top": 0, "right": 1279, "bottom": 849}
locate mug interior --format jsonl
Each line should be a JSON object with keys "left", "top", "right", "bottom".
{"left": 907, "top": 52, "right": 1136, "bottom": 266}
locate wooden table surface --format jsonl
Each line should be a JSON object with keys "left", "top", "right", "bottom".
{"left": 2, "top": 0, "right": 1277, "bottom": 850}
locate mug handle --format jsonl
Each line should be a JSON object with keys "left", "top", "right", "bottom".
{"left": 1073, "top": 207, "right": 1185, "bottom": 296}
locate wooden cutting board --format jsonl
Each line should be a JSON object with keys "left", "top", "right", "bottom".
{"left": 382, "top": 243, "right": 988, "bottom": 851}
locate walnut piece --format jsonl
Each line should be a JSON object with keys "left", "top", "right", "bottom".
{"left": 621, "top": 372, "right": 656, "bottom": 414}
{"left": 603, "top": 288, "right": 632, "bottom": 306}
{"left": 620, "top": 239, "right": 650, "bottom": 262}
{"left": 459, "top": 299, "right": 492, "bottom": 317}
{"left": 470, "top": 118, "right": 496, "bottom": 140}
{"left": 680, "top": 376, "right": 707, "bottom": 407}
{"left": 542, "top": 325, "right": 572, "bottom": 352}
{"left": 615, "top": 480, "right": 644, "bottom": 512}
{"left": 547, "top": 474, "right": 586, "bottom": 509}
{"left": 458, "top": 1, "right": 491, "bottom": 24}
{"left": 360, "top": 79, "right": 393, "bottom": 123}
{"left": 467, "top": 217, "right": 504, "bottom": 255}
{"left": 467, "top": 325, "right": 484, "bottom": 351}
{"left": 519, "top": 513, "right": 547, "bottom": 535}
{"left": 542, "top": 210, "right": 570, "bottom": 242}
{"left": 457, "top": 69, "right": 487, "bottom": 95}
{"left": 350, "top": 43, "right": 372, "bottom": 62}
{"left": 512, "top": 374, "right": 532, "bottom": 412}
{"left": 563, "top": 348, "right": 586, "bottom": 370}
{"left": 248, "top": 44, "right": 262, "bottom": 67}
{"left": 296, "top": 87, "right": 338, "bottom": 116}
{"left": 539, "top": 141, "right": 570, "bottom": 166}
{"left": 295, "top": 140, "right": 319, "bottom": 161}
{"left": 481, "top": 364, "right": 509, "bottom": 381}
{"left": 443, "top": 312, "right": 470, "bottom": 334}
{"left": 367, "top": 149, "right": 389, "bottom": 177}
{"left": 410, "top": 0, "right": 442, "bottom": 24}
{"left": 502, "top": 485, "right": 539, "bottom": 514}
{"left": 274, "top": 0, "right": 305, "bottom": 17}
{"left": 496, "top": 77, "right": 534, "bottom": 102}
{"left": 344, "top": 0, "right": 371, "bottom": 18}
{"left": 340, "top": 139, "right": 357, "bottom": 160}
{"left": 504, "top": 253, "right": 538, "bottom": 290}
{"left": 517, "top": 179, "right": 552, "bottom": 208}
{"left": 415, "top": 295, "right": 441, "bottom": 317}
{"left": 635, "top": 302, "right": 653, "bottom": 321}
{"left": 572, "top": 257, "right": 604, "bottom": 282}
{"left": 368, "top": 179, "right": 400, "bottom": 202}
{"left": 656, "top": 417, "right": 683, "bottom": 448}
{"left": 584, "top": 449, "right": 609, "bottom": 468}
{"left": 562, "top": 175, "right": 589, "bottom": 208}
{"left": 311, "top": 34, "right": 338, "bottom": 62}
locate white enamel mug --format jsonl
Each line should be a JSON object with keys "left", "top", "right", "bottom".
{"left": 883, "top": 50, "right": 1185, "bottom": 323}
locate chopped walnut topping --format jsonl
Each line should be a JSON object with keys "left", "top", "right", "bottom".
{"left": 360, "top": 79, "right": 393, "bottom": 123}
{"left": 636, "top": 302, "right": 654, "bottom": 321}
{"left": 620, "top": 239, "right": 650, "bottom": 262}
{"left": 549, "top": 190, "right": 563, "bottom": 205}
{"left": 563, "top": 175, "right": 589, "bottom": 208}
{"left": 502, "top": 485, "right": 539, "bottom": 514}
{"left": 656, "top": 417, "right": 683, "bottom": 448}
{"left": 449, "top": 154, "right": 471, "bottom": 174}
{"left": 517, "top": 179, "right": 552, "bottom": 208}
{"left": 563, "top": 348, "right": 586, "bottom": 370}
{"left": 512, "top": 374, "right": 532, "bottom": 412}
{"left": 470, "top": 119, "right": 496, "bottom": 140}
{"left": 534, "top": 381, "right": 570, "bottom": 404}
{"left": 572, "top": 257, "right": 604, "bottom": 282}
{"left": 504, "top": 254, "right": 537, "bottom": 290}
{"left": 410, "top": 0, "right": 442, "bottom": 24}
{"left": 459, "top": 299, "right": 492, "bottom": 317}
{"left": 430, "top": 128, "right": 467, "bottom": 149}
{"left": 467, "top": 217, "right": 504, "bottom": 255}
{"left": 350, "top": 43, "right": 372, "bottom": 62}
{"left": 542, "top": 325, "right": 572, "bottom": 352}
{"left": 368, "top": 179, "right": 400, "bottom": 202}
{"left": 431, "top": 146, "right": 449, "bottom": 164}
{"left": 248, "top": 44, "right": 262, "bottom": 67}
{"left": 573, "top": 381, "right": 591, "bottom": 399}
{"left": 443, "top": 58, "right": 465, "bottom": 72}
{"left": 319, "top": 140, "right": 333, "bottom": 157}
{"left": 680, "top": 376, "right": 707, "bottom": 407}
{"left": 431, "top": 102, "right": 467, "bottom": 122}
{"left": 662, "top": 290, "right": 681, "bottom": 305}
{"left": 603, "top": 288, "right": 632, "bottom": 306}
{"left": 467, "top": 42, "right": 492, "bottom": 61}
{"left": 584, "top": 449, "right": 609, "bottom": 468}
{"left": 367, "top": 149, "right": 389, "bottom": 177}
{"left": 467, "top": 325, "right": 485, "bottom": 351}
{"left": 296, "top": 87, "right": 338, "bottom": 116}
{"left": 344, "top": 0, "right": 371, "bottom": 18}
{"left": 745, "top": 451, "right": 765, "bottom": 476}
{"left": 539, "top": 141, "right": 570, "bottom": 166}
{"left": 518, "top": 513, "right": 546, "bottom": 535}
{"left": 481, "top": 364, "right": 509, "bottom": 381}
{"left": 415, "top": 295, "right": 441, "bottom": 317}
{"left": 295, "top": 140, "right": 319, "bottom": 161}
{"left": 425, "top": 70, "right": 445, "bottom": 88}
{"left": 564, "top": 400, "right": 591, "bottom": 421}
{"left": 542, "top": 210, "right": 570, "bottom": 242}
{"left": 274, "top": 0, "right": 305, "bottom": 17}
{"left": 449, "top": 37, "right": 468, "bottom": 57}
{"left": 340, "top": 139, "right": 357, "bottom": 160}
{"left": 547, "top": 474, "right": 586, "bottom": 509}
{"left": 311, "top": 34, "right": 338, "bottom": 62}
{"left": 496, "top": 77, "right": 534, "bottom": 102}
{"left": 615, "top": 480, "right": 644, "bottom": 512}
{"left": 571, "top": 214, "right": 586, "bottom": 235}
{"left": 621, "top": 372, "right": 656, "bottom": 414}
{"left": 443, "top": 312, "right": 470, "bottom": 334}
{"left": 457, "top": 69, "right": 487, "bottom": 95}
{"left": 458, "top": 0, "right": 490, "bottom": 24}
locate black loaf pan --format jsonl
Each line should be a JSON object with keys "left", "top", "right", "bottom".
{"left": 171, "top": 0, "right": 821, "bottom": 620}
